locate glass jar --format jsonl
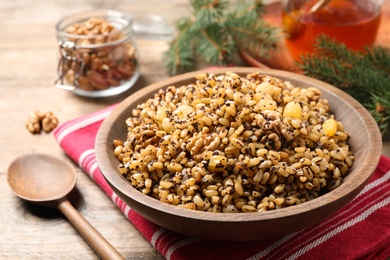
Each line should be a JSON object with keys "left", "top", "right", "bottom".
{"left": 281, "top": 0, "right": 383, "bottom": 61}
{"left": 55, "top": 9, "right": 140, "bottom": 98}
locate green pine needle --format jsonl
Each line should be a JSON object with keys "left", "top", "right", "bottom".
{"left": 164, "top": 0, "right": 280, "bottom": 75}
{"left": 196, "top": 24, "right": 234, "bottom": 65}
{"left": 368, "top": 94, "right": 390, "bottom": 135}
{"left": 364, "top": 45, "right": 390, "bottom": 73}
{"left": 225, "top": 15, "right": 278, "bottom": 58}
{"left": 163, "top": 32, "right": 195, "bottom": 75}
{"left": 299, "top": 35, "right": 390, "bottom": 135}
{"left": 190, "top": 0, "right": 228, "bottom": 30}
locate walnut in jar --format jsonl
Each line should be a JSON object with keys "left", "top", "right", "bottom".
{"left": 56, "top": 11, "right": 139, "bottom": 97}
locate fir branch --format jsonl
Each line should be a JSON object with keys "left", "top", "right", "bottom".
{"left": 252, "top": 0, "right": 267, "bottom": 15}
{"left": 196, "top": 24, "right": 234, "bottom": 65}
{"left": 225, "top": 15, "right": 278, "bottom": 58}
{"left": 175, "top": 16, "right": 193, "bottom": 32}
{"left": 163, "top": 32, "right": 195, "bottom": 75}
{"left": 313, "top": 35, "right": 363, "bottom": 64}
{"left": 229, "top": 0, "right": 265, "bottom": 17}
{"left": 300, "top": 37, "right": 389, "bottom": 99}
{"left": 163, "top": 0, "right": 280, "bottom": 75}
{"left": 299, "top": 36, "right": 390, "bottom": 135}
{"left": 190, "top": 0, "right": 228, "bottom": 30}
{"left": 223, "top": 0, "right": 278, "bottom": 57}
{"left": 363, "top": 45, "right": 390, "bottom": 73}
{"left": 190, "top": 0, "right": 228, "bottom": 12}
{"left": 301, "top": 56, "right": 387, "bottom": 104}
{"left": 368, "top": 94, "right": 390, "bottom": 135}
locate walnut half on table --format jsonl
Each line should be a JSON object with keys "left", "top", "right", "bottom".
{"left": 26, "top": 111, "right": 59, "bottom": 134}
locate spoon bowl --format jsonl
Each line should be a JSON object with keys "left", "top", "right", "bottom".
{"left": 7, "top": 153, "right": 76, "bottom": 202}
{"left": 7, "top": 153, "right": 123, "bottom": 259}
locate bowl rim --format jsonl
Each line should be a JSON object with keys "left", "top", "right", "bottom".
{"left": 95, "top": 67, "right": 382, "bottom": 223}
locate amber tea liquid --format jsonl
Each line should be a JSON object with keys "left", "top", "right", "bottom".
{"left": 283, "top": 0, "right": 382, "bottom": 61}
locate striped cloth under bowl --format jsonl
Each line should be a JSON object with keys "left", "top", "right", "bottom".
{"left": 54, "top": 105, "right": 390, "bottom": 260}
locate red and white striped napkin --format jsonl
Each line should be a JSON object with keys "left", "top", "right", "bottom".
{"left": 54, "top": 105, "right": 390, "bottom": 260}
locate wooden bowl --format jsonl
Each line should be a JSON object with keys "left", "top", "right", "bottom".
{"left": 95, "top": 67, "right": 382, "bottom": 241}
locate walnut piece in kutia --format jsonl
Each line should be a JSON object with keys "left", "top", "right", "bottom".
{"left": 26, "top": 111, "right": 59, "bottom": 134}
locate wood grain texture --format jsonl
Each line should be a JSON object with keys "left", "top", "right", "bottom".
{"left": 95, "top": 67, "right": 382, "bottom": 241}
{"left": 0, "top": 0, "right": 389, "bottom": 258}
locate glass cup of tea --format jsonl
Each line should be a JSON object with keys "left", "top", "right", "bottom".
{"left": 281, "top": 0, "right": 383, "bottom": 61}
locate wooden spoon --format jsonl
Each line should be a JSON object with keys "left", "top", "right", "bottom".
{"left": 283, "top": 0, "right": 332, "bottom": 40}
{"left": 7, "top": 153, "right": 124, "bottom": 260}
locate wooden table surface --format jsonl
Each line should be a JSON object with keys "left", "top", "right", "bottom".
{"left": 1, "top": 0, "right": 389, "bottom": 259}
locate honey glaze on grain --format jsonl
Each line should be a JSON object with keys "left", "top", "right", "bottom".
{"left": 283, "top": 0, "right": 382, "bottom": 61}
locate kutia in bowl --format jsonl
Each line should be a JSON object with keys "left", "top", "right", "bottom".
{"left": 95, "top": 67, "right": 382, "bottom": 241}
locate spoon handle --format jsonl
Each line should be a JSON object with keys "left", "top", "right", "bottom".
{"left": 57, "top": 198, "right": 124, "bottom": 260}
